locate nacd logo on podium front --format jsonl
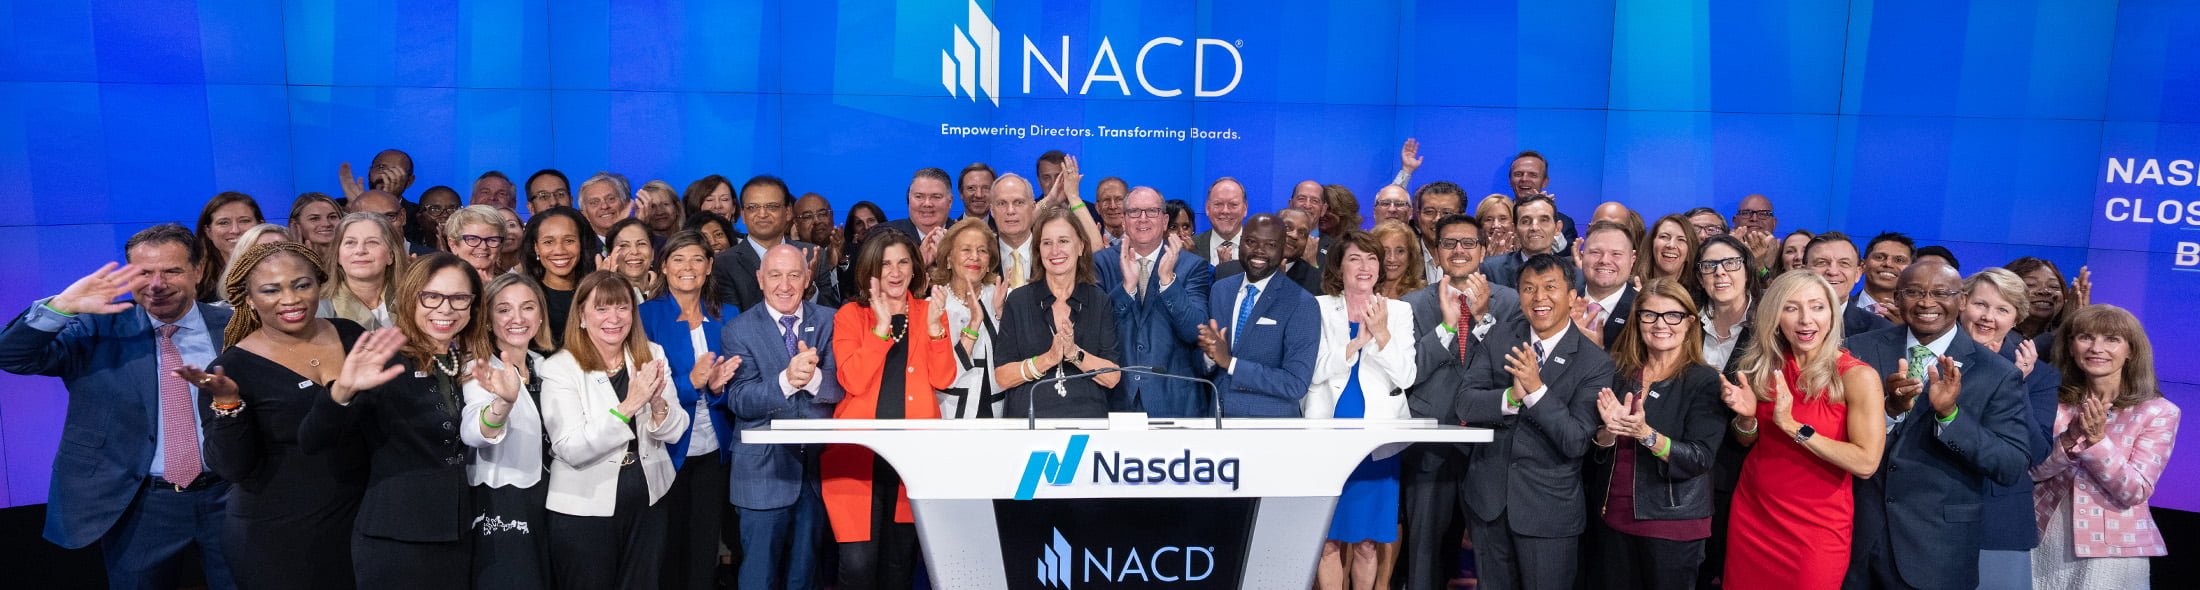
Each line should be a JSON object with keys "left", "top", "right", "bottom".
{"left": 1037, "top": 527, "right": 1218, "bottom": 588}
{"left": 1014, "top": 434, "right": 1241, "bottom": 500}
{"left": 941, "top": 0, "right": 1243, "bottom": 107}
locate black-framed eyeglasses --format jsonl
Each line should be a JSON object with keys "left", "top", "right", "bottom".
{"left": 1735, "top": 208, "right": 1773, "bottom": 219}
{"left": 1375, "top": 199, "right": 1412, "bottom": 209}
{"left": 529, "top": 190, "right": 568, "bottom": 203}
{"left": 1896, "top": 288, "right": 1963, "bottom": 301}
{"left": 1635, "top": 310, "right": 1691, "bottom": 325}
{"left": 421, "top": 205, "right": 459, "bottom": 216}
{"left": 1697, "top": 256, "right": 1744, "bottom": 274}
{"left": 457, "top": 234, "right": 507, "bottom": 248}
{"left": 1437, "top": 238, "right": 1484, "bottom": 250}
{"left": 418, "top": 291, "right": 476, "bottom": 311}
{"left": 745, "top": 201, "right": 788, "bottom": 213}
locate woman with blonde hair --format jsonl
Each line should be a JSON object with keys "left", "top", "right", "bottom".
{"left": 1475, "top": 193, "right": 1516, "bottom": 257}
{"left": 2031, "top": 304, "right": 2179, "bottom": 588}
{"left": 1719, "top": 270, "right": 1886, "bottom": 590}
{"left": 1369, "top": 220, "right": 1425, "bottom": 298}
{"left": 288, "top": 192, "right": 344, "bottom": 263}
{"left": 320, "top": 213, "right": 407, "bottom": 330}
{"left": 443, "top": 205, "right": 512, "bottom": 280}
{"left": 224, "top": 224, "right": 292, "bottom": 272}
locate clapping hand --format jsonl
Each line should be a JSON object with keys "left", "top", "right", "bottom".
{"left": 175, "top": 365, "right": 239, "bottom": 405}
{"left": 1885, "top": 359, "right": 1925, "bottom": 415}
{"left": 691, "top": 352, "right": 742, "bottom": 393}
{"left": 1718, "top": 373, "right": 1759, "bottom": 419}
{"left": 920, "top": 228, "right": 945, "bottom": 267}
{"left": 1119, "top": 243, "right": 1141, "bottom": 295}
{"left": 2073, "top": 266, "right": 2093, "bottom": 307}
{"left": 926, "top": 286, "right": 950, "bottom": 339}
{"left": 1502, "top": 342, "right": 1544, "bottom": 401}
{"left": 787, "top": 341, "right": 820, "bottom": 388}
{"left": 1597, "top": 386, "right": 1649, "bottom": 438}
{"left": 867, "top": 278, "right": 895, "bottom": 337}
{"left": 1741, "top": 229, "right": 1777, "bottom": 273}
{"left": 1363, "top": 295, "right": 1391, "bottom": 349}
{"left": 331, "top": 328, "right": 408, "bottom": 404}
{"left": 49, "top": 262, "right": 150, "bottom": 316}
{"left": 1197, "top": 319, "right": 1231, "bottom": 368}
{"left": 1569, "top": 291, "right": 1603, "bottom": 349}
{"left": 632, "top": 358, "right": 671, "bottom": 417}
{"left": 2014, "top": 339, "right": 2039, "bottom": 377}
{"left": 337, "top": 162, "right": 368, "bottom": 199}
{"left": 1158, "top": 234, "right": 1183, "bottom": 286}
{"left": 1217, "top": 241, "right": 1237, "bottom": 263}
{"left": 2073, "top": 393, "right": 2110, "bottom": 450}
{"left": 1925, "top": 355, "right": 1964, "bottom": 419}
{"left": 1769, "top": 370, "right": 1799, "bottom": 436}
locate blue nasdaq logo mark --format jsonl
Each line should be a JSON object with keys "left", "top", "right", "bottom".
{"left": 1015, "top": 435, "right": 1089, "bottom": 500}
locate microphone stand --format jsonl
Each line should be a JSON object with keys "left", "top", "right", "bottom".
{"left": 1026, "top": 366, "right": 1224, "bottom": 430}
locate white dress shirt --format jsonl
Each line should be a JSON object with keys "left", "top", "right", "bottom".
{"left": 765, "top": 304, "right": 825, "bottom": 398}
{"left": 1503, "top": 323, "right": 1572, "bottom": 416}
{"left": 686, "top": 325, "right": 719, "bottom": 456}
{"left": 1205, "top": 230, "right": 1240, "bottom": 264}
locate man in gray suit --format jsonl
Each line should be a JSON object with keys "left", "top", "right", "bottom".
{"left": 1451, "top": 253, "right": 1613, "bottom": 590}
{"left": 720, "top": 244, "right": 843, "bottom": 589}
{"left": 1396, "top": 214, "right": 1522, "bottom": 589}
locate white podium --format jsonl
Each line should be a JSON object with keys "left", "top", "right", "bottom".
{"left": 743, "top": 413, "right": 1491, "bottom": 589}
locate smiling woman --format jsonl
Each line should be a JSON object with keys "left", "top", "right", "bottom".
{"left": 524, "top": 207, "right": 601, "bottom": 345}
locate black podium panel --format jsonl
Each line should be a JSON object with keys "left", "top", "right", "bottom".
{"left": 994, "top": 498, "right": 1260, "bottom": 589}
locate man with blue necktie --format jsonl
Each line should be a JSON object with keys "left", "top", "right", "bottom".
{"left": 1197, "top": 214, "right": 1320, "bottom": 418}
{"left": 0, "top": 225, "right": 237, "bottom": 589}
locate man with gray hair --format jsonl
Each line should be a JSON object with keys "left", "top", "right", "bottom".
{"left": 578, "top": 171, "right": 633, "bottom": 248}
{"left": 1093, "top": 186, "right": 1213, "bottom": 416}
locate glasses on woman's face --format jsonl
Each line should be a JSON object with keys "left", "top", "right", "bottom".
{"left": 1697, "top": 256, "right": 1744, "bottom": 274}
{"left": 1635, "top": 310, "right": 1691, "bottom": 325}
{"left": 418, "top": 290, "right": 476, "bottom": 311}
{"left": 457, "top": 234, "right": 507, "bottom": 249}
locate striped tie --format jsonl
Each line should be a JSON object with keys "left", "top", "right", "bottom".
{"left": 155, "top": 324, "right": 200, "bottom": 486}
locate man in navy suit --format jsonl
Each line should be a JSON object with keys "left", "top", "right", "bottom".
{"left": 0, "top": 224, "right": 237, "bottom": 589}
{"left": 1481, "top": 195, "right": 1582, "bottom": 289}
{"left": 1841, "top": 259, "right": 2031, "bottom": 590}
{"left": 712, "top": 175, "right": 821, "bottom": 312}
{"left": 720, "top": 244, "right": 844, "bottom": 589}
{"left": 875, "top": 168, "right": 959, "bottom": 265}
{"left": 1805, "top": 231, "right": 1895, "bottom": 339}
{"left": 1093, "top": 187, "right": 1214, "bottom": 417}
{"left": 1451, "top": 253, "right": 1613, "bottom": 590}
{"left": 1196, "top": 213, "right": 1320, "bottom": 418}
{"left": 1575, "top": 221, "right": 1639, "bottom": 348}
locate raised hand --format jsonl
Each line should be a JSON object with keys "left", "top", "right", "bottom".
{"left": 2074, "top": 394, "right": 2110, "bottom": 449}
{"left": 49, "top": 262, "right": 150, "bottom": 316}
{"left": 472, "top": 359, "right": 522, "bottom": 404}
{"left": 1502, "top": 343, "right": 1544, "bottom": 399}
{"left": 1119, "top": 243, "right": 1140, "bottom": 295}
{"left": 1884, "top": 359, "right": 1924, "bottom": 415}
{"left": 1363, "top": 296, "right": 1391, "bottom": 349}
{"left": 2014, "top": 339, "right": 2039, "bottom": 377}
{"left": 1719, "top": 372, "right": 1759, "bottom": 418}
{"left": 1925, "top": 355, "right": 1964, "bottom": 418}
{"left": 1596, "top": 388, "right": 1629, "bottom": 432}
{"left": 337, "top": 162, "right": 367, "bottom": 199}
{"left": 1399, "top": 137, "right": 1423, "bottom": 172}
{"left": 868, "top": 278, "right": 894, "bottom": 335}
{"left": 920, "top": 228, "right": 945, "bottom": 267}
{"left": 2072, "top": 266, "right": 2092, "bottom": 307}
{"left": 1158, "top": 233, "right": 1183, "bottom": 286}
{"left": 331, "top": 328, "right": 409, "bottom": 404}
{"left": 926, "top": 286, "right": 950, "bottom": 338}
{"left": 1570, "top": 291, "right": 1603, "bottom": 349}
{"left": 787, "top": 340, "right": 821, "bottom": 388}
{"left": 176, "top": 365, "right": 239, "bottom": 405}
{"left": 1197, "top": 319, "right": 1231, "bottom": 367}
{"left": 1770, "top": 370, "right": 1799, "bottom": 434}
{"left": 1742, "top": 229, "right": 1777, "bottom": 273}
{"left": 1058, "top": 155, "right": 1083, "bottom": 201}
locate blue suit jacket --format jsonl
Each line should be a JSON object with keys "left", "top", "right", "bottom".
{"left": 0, "top": 301, "right": 233, "bottom": 548}
{"left": 639, "top": 296, "right": 742, "bottom": 468}
{"left": 1841, "top": 326, "right": 2031, "bottom": 589}
{"left": 1092, "top": 243, "right": 1213, "bottom": 417}
{"left": 717, "top": 301, "right": 842, "bottom": 510}
{"left": 1981, "top": 330, "right": 2061, "bottom": 551}
{"left": 1204, "top": 272, "right": 1319, "bottom": 418}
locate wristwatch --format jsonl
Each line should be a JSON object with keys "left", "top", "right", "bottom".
{"left": 1638, "top": 431, "right": 1660, "bottom": 449}
{"left": 1793, "top": 423, "right": 1817, "bottom": 445}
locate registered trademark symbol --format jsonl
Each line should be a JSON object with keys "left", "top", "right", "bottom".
{"left": 1234, "top": 39, "right": 1244, "bottom": 48}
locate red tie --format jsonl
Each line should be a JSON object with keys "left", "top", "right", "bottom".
{"left": 1455, "top": 294, "right": 1472, "bottom": 363}
{"left": 156, "top": 324, "right": 200, "bottom": 486}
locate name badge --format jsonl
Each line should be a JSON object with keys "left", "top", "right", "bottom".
{"left": 297, "top": 380, "right": 313, "bottom": 390}
{"left": 1649, "top": 389, "right": 1661, "bottom": 399}
{"left": 413, "top": 371, "right": 428, "bottom": 378}
{"left": 1554, "top": 357, "right": 1568, "bottom": 365}
{"left": 805, "top": 326, "right": 815, "bottom": 333}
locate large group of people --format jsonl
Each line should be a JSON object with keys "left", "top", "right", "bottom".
{"left": 0, "top": 141, "right": 2175, "bottom": 590}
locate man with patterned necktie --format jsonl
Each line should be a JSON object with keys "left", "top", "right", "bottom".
{"left": 990, "top": 174, "right": 1041, "bottom": 290}
{"left": 1196, "top": 214, "right": 1319, "bottom": 419}
{"left": 0, "top": 224, "right": 237, "bottom": 589}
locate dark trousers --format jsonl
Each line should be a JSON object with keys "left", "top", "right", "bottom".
{"left": 1399, "top": 447, "right": 1466, "bottom": 590}
{"left": 662, "top": 452, "right": 730, "bottom": 590}
{"left": 1465, "top": 513, "right": 1576, "bottom": 590}
{"left": 1696, "top": 488, "right": 1734, "bottom": 589}
{"left": 352, "top": 532, "right": 470, "bottom": 590}
{"left": 837, "top": 456, "right": 919, "bottom": 590}
{"left": 1843, "top": 538, "right": 1925, "bottom": 590}
{"left": 1587, "top": 519, "right": 1704, "bottom": 590}
{"left": 738, "top": 481, "right": 828, "bottom": 589}
{"left": 549, "top": 464, "right": 667, "bottom": 590}
{"left": 102, "top": 480, "right": 236, "bottom": 590}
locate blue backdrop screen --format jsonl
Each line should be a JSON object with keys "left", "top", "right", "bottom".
{"left": 3, "top": 0, "right": 2197, "bottom": 509}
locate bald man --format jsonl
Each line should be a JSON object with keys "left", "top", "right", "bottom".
{"left": 349, "top": 189, "right": 435, "bottom": 255}
{"left": 1735, "top": 194, "right": 1776, "bottom": 235}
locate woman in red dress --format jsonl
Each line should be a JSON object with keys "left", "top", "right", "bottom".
{"left": 1718, "top": 270, "right": 1887, "bottom": 589}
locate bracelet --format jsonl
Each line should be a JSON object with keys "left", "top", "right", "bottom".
{"left": 1733, "top": 416, "right": 1759, "bottom": 435}
{"left": 608, "top": 407, "right": 633, "bottom": 424}
{"left": 1649, "top": 436, "right": 1671, "bottom": 458}
{"left": 209, "top": 399, "right": 245, "bottom": 418}
{"left": 1022, "top": 358, "right": 1038, "bottom": 382}
{"left": 1070, "top": 201, "right": 1085, "bottom": 211}
{"left": 40, "top": 301, "right": 76, "bottom": 317}
{"left": 1504, "top": 387, "right": 1523, "bottom": 408}
{"left": 961, "top": 326, "right": 981, "bottom": 339}
{"left": 875, "top": 328, "right": 894, "bottom": 342}
{"left": 481, "top": 406, "right": 506, "bottom": 429}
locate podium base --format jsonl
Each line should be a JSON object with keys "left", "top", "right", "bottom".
{"left": 912, "top": 496, "right": 1338, "bottom": 589}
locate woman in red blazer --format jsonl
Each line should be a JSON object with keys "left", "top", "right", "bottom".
{"left": 825, "top": 228, "right": 955, "bottom": 590}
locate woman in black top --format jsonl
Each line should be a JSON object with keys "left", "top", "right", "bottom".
{"left": 523, "top": 207, "right": 599, "bottom": 346}
{"left": 181, "top": 242, "right": 368, "bottom": 590}
{"left": 1586, "top": 278, "right": 1730, "bottom": 590}
{"left": 301, "top": 253, "right": 482, "bottom": 589}
{"left": 993, "top": 202, "right": 1122, "bottom": 419}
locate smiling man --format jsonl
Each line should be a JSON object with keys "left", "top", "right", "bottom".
{"left": 1482, "top": 195, "right": 1581, "bottom": 289}
{"left": 1856, "top": 232, "right": 1916, "bottom": 319}
{"left": 1451, "top": 253, "right": 1612, "bottom": 590}
{"left": 1840, "top": 259, "right": 2030, "bottom": 590}
{"left": 1193, "top": 177, "right": 1248, "bottom": 265}
{"left": 1576, "top": 221, "right": 1639, "bottom": 346}
{"left": 1198, "top": 213, "right": 1320, "bottom": 418}
{"left": 719, "top": 243, "right": 841, "bottom": 590}
{"left": 577, "top": 171, "right": 633, "bottom": 248}
{"left": 713, "top": 175, "right": 816, "bottom": 312}
{"left": 1806, "top": 231, "right": 1895, "bottom": 338}
{"left": 1094, "top": 186, "right": 1213, "bottom": 417}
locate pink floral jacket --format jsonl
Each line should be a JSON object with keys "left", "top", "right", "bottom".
{"left": 2031, "top": 396, "right": 2180, "bottom": 558}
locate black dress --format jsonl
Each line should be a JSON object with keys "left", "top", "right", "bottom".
{"left": 994, "top": 282, "right": 1122, "bottom": 418}
{"left": 299, "top": 353, "right": 475, "bottom": 589}
{"left": 544, "top": 286, "right": 575, "bottom": 347}
{"left": 205, "top": 319, "right": 370, "bottom": 590}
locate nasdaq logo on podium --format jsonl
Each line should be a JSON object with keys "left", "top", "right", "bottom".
{"left": 940, "top": 0, "right": 1244, "bottom": 107}
{"left": 1015, "top": 435, "right": 1241, "bottom": 500}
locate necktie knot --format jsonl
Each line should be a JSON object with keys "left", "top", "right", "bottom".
{"left": 780, "top": 314, "right": 802, "bottom": 357}
{"left": 157, "top": 324, "right": 180, "bottom": 339}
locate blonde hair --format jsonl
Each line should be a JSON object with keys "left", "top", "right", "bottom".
{"left": 928, "top": 217, "right": 1000, "bottom": 289}
{"left": 324, "top": 213, "right": 408, "bottom": 329}
{"left": 441, "top": 204, "right": 509, "bottom": 244}
{"left": 224, "top": 223, "right": 291, "bottom": 271}
{"left": 1475, "top": 193, "right": 1514, "bottom": 220}
{"left": 1736, "top": 270, "right": 1847, "bottom": 403}
{"left": 1962, "top": 267, "right": 2030, "bottom": 320}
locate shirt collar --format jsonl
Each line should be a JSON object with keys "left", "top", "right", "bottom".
{"left": 1532, "top": 322, "right": 1573, "bottom": 361}
{"left": 148, "top": 303, "right": 204, "bottom": 333}
{"left": 766, "top": 303, "right": 803, "bottom": 328}
{"left": 1589, "top": 286, "right": 1626, "bottom": 315}
{"left": 1243, "top": 272, "right": 1273, "bottom": 294}
{"left": 1906, "top": 327, "right": 1959, "bottom": 359}
{"left": 746, "top": 236, "right": 774, "bottom": 260}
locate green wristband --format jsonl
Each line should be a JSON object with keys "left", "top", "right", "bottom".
{"left": 481, "top": 406, "right": 506, "bottom": 429}
{"left": 40, "top": 302, "right": 76, "bottom": 317}
{"left": 608, "top": 407, "right": 632, "bottom": 424}
{"left": 1937, "top": 406, "right": 1960, "bottom": 424}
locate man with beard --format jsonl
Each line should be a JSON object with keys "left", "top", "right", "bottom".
{"left": 1197, "top": 214, "right": 1320, "bottom": 418}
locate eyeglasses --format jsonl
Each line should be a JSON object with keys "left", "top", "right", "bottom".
{"left": 1437, "top": 238, "right": 1484, "bottom": 250}
{"left": 795, "top": 210, "right": 834, "bottom": 223}
{"left": 1375, "top": 199, "right": 1412, "bottom": 209}
{"left": 422, "top": 205, "right": 458, "bottom": 216}
{"left": 457, "top": 234, "right": 507, "bottom": 248}
{"left": 418, "top": 290, "right": 476, "bottom": 311}
{"left": 1896, "top": 288, "right": 1963, "bottom": 301}
{"left": 1124, "top": 207, "right": 1166, "bottom": 219}
{"left": 1735, "top": 208, "right": 1774, "bottom": 219}
{"left": 745, "top": 201, "right": 788, "bottom": 213}
{"left": 1696, "top": 256, "right": 1744, "bottom": 274}
{"left": 1635, "top": 310, "right": 1691, "bottom": 326}
{"left": 1419, "top": 207, "right": 1460, "bottom": 219}
{"left": 529, "top": 190, "right": 569, "bottom": 203}
{"left": 359, "top": 210, "right": 402, "bottom": 223}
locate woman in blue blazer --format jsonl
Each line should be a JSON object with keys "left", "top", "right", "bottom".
{"left": 638, "top": 230, "right": 744, "bottom": 590}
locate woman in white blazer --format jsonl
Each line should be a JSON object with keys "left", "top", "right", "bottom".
{"left": 1303, "top": 231, "right": 1418, "bottom": 590}
{"left": 460, "top": 273, "right": 555, "bottom": 588}
{"left": 538, "top": 271, "right": 688, "bottom": 589}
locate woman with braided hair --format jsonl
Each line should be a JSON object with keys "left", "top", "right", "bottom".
{"left": 172, "top": 241, "right": 370, "bottom": 589}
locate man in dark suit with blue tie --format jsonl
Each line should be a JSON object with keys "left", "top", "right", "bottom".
{"left": 0, "top": 225, "right": 237, "bottom": 589}
{"left": 1805, "top": 231, "right": 1896, "bottom": 338}
{"left": 1841, "top": 259, "right": 2031, "bottom": 590}
{"left": 720, "top": 244, "right": 844, "bottom": 589}
{"left": 1094, "top": 187, "right": 1214, "bottom": 417}
{"left": 1196, "top": 214, "right": 1319, "bottom": 418}
{"left": 1451, "top": 253, "right": 1613, "bottom": 590}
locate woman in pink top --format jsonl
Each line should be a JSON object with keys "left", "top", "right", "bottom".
{"left": 2031, "top": 304, "right": 2180, "bottom": 588}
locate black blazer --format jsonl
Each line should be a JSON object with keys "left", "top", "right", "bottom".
{"left": 1981, "top": 331, "right": 2061, "bottom": 551}
{"left": 995, "top": 282, "right": 1122, "bottom": 419}
{"left": 1213, "top": 259, "right": 1322, "bottom": 296}
{"left": 1584, "top": 284, "right": 1637, "bottom": 346}
{"left": 1841, "top": 326, "right": 2031, "bottom": 590}
{"left": 1586, "top": 364, "right": 1728, "bottom": 522}
{"left": 1842, "top": 296, "right": 1894, "bottom": 338}
{"left": 710, "top": 238, "right": 818, "bottom": 313}
{"left": 300, "top": 356, "right": 473, "bottom": 543}
{"left": 1712, "top": 312, "right": 1758, "bottom": 493}
{"left": 1451, "top": 321, "right": 1614, "bottom": 538}
{"left": 1480, "top": 251, "right": 1584, "bottom": 294}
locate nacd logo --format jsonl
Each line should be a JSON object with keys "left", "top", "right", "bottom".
{"left": 1037, "top": 528, "right": 1218, "bottom": 588}
{"left": 941, "top": 0, "right": 1243, "bottom": 107}
{"left": 1015, "top": 435, "right": 1242, "bottom": 500}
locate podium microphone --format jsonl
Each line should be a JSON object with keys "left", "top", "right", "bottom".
{"left": 1027, "top": 366, "right": 1224, "bottom": 430}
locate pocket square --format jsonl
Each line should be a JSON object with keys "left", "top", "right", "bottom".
{"left": 1256, "top": 317, "right": 1279, "bottom": 325}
